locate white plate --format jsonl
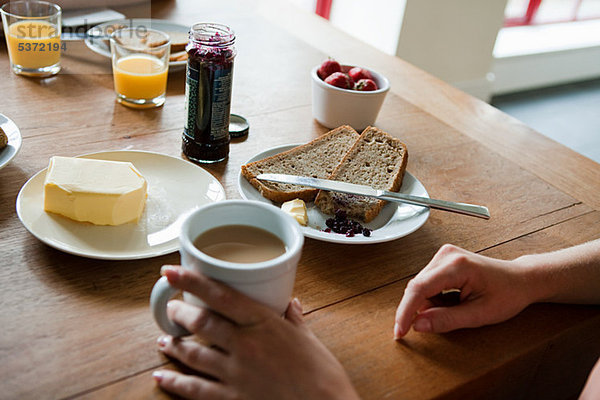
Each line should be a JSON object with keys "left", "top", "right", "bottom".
{"left": 16, "top": 150, "right": 226, "bottom": 259}
{"left": 0, "top": 114, "right": 22, "bottom": 170}
{"left": 84, "top": 18, "right": 189, "bottom": 71}
{"left": 237, "top": 144, "right": 430, "bottom": 244}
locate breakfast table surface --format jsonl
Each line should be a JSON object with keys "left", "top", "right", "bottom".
{"left": 2, "top": 0, "right": 600, "bottom": 399}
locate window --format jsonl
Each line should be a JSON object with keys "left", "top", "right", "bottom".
{"left": 504, "top": 0, "right": 600, "bottom": 26}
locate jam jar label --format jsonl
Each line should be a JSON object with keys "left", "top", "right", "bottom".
{"left": 184, "top": 65, "right": 199, "bottom": 138}
{"left": 184, "top": 64, "right": 233, "bottom": 142}
{"left": 209, "top": 67, "right": 233, "bottom": 141}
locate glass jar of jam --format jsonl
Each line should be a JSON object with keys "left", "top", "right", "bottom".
{"left": 182, "top": 23, "right": 236, "bottom": 163}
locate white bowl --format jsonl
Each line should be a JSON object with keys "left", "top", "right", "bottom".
{"left": 311, "top": 65, "right": 390, "bottom": 132}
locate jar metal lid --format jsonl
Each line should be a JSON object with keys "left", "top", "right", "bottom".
{"left": 229, "top": 114, "right": 249, "bottom": 138}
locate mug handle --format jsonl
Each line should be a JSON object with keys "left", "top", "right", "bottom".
{"left": 150, "top": 276, "right": 192, "bottom": 337}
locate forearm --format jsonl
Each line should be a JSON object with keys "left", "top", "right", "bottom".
{"left": 515, "top": 239, "right": 600, "bottom": 305}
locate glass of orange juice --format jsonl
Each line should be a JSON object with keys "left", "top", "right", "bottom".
{"left": 1, "top": 1, "right": 62, "bottom": 77}
{"left": 110, "top": 28, "right": 171, "bottom": 109}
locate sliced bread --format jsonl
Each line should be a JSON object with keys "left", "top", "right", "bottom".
{"left": 241, "top": 125, "right": 359, "bottom": 203}
{"left": 165, "top": 31, "right": 189, "bottom": 53}
{"left": 314, "top": 126, "right": 408, "bottom": 222}
{"left": 169, "top": 51, "right": 188, "bottom": 62}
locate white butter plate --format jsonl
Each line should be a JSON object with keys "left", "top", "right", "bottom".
{"left": 237, "top": 144, "right": 430, "bottom": 244}
{"left": 16, "top": 150, "right": 226, "bottom": 260}
{"left": 0, "top": 113, "right": 22, "bottom": 170}
{"left": 84, "top": 19, "right": 189, "bottom": 71}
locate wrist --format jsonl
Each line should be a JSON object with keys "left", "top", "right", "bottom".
{"left": 510, "top": 254, "right": 553, "bottom": 305}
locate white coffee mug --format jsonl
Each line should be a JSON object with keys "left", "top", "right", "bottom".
{"left": 150, "top": 200, "right": 304, "bottom": 336}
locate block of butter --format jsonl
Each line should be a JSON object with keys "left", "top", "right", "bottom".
{"left": 281, "top": 199, "right": 308, "bottom": 226}
{"left": 43, "top": 156, "right": 148, "bottom": 226}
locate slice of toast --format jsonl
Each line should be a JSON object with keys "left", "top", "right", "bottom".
{"left": 241, "top": 125, "right": 359, "bottom": 203}
{"left": 165, "top": 31, "right": 189, "bottom": 53}
{"left": 169, "top": 51, "right": 188, "bottom": 62}
{"left": 146, "top": 31, "right": 188, "bottom": 53}
{"left": 314, "top": 126, "right": 408, "bottom": 222}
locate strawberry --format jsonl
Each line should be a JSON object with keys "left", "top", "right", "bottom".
{"left": 355, "top": 78, "right": 378, "bottom": 91}
{"left": 348, "top": 67, "right": 373, "bottom": 82}
{"left": 317, "top": 59, "right": 341, "bottom": 80}
{"left": 324, "top": 72, "right": 354, "bottom": 89}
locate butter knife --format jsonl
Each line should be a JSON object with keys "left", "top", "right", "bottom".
{"left": 256, "top": 173, "right": 490, "bottom": 219}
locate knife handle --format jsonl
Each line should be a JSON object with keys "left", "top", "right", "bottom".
{"left": 379, "top": 192, "right": 490, "bottom": 219}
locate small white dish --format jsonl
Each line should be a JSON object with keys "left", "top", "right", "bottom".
{"left": 16, "top": 150, "right": 226, "bottom": 260}
{"left": 311, "top": 64, "right": 390, "bottom": 132}
{"left": 85, "top": 18, "right": 189, "bottom": 71}
{"left": 237, "top": 144, "right": 430, "bottom": 244}
{"left": 0, "top": 113, "right": 22, "bottom": 170}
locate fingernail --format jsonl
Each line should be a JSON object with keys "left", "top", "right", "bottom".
{"left": 152, "top": 371, "right": 163, "bottom": 383}
{"left": 414, "top": 318, "right": 432, "bottom": 332}
{"left": 393, "top": 322, "right": 403, "bottom": 340}
{"left": 157, "top": 335, "right": 170, "bottom": 348}
{"left": 160, "top": 265, "right": 180, "bottom": 282}
{"left": 291, "top": 297, "right": 302, "bottom": 313}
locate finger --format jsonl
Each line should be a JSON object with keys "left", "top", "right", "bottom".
{"left": 157, "top": 335, "right": 228, "bottom": 380}
{"left": 394, "top": 297, "right": 435, "bottom": 339}
{"left": 153, "top": 369, "right": 234, "bottom": 400}
{"left": 162, "top": 265, "right": 273, "bottom": 326}
{"left": 413, "top": 301, "right": 487, "bottom": 333}
{"left": 417, "top": 298, "right": 435, "bottom": 312}
{"left": 394, "top": 276, "right": 451, "bottom": 338}
{"left": 284, "top": 298, "right": 304, "bottom": 326}
{"left": 394, "top": 265, "right": 470, "bottom": 338}
{"left": 167, "top": 300, "right": 234, "bottom": 350}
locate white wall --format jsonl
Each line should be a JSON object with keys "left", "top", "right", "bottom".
{"left": 394, "top": 0, "right": 508, "bottom": 101}
{"left": 327, "top": 0, "right": 507, "bottom": 101}
{"left": 286, "top": 0, "right": 317, "bottom": 13}
{"left": 328, "top": 0, "right": 407, "bottom": 56}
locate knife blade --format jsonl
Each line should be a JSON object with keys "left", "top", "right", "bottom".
{"left": 256, "top": 173, "right": 490, "bottom": 219}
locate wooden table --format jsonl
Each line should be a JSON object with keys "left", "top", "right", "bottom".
{"left": 2, "top": 1, "right": 600, "bottom": 399}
